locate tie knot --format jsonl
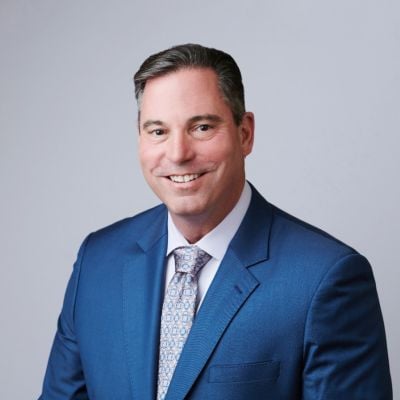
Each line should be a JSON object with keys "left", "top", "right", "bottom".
{"left": 173, "top": 246, "right": 211, "bottom": 276}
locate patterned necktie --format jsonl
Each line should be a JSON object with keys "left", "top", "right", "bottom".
{"left": 157, "top": 246, "right": 211, "bottom": 400}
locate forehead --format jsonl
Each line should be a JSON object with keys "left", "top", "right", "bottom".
{"left": 139, "top": 68, "right": 231, "bottom": 122}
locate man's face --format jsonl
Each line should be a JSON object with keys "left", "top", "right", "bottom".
{"left": 138, "top": 68, "right": 254, "bottom": 232}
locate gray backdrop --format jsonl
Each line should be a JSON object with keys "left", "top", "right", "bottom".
{"left": 1, "top": 0, "right": 399, "bottom": 398}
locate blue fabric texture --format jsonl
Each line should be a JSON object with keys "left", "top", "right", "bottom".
{"left": 39, "top": 184, "right": 392, "bottom": 399}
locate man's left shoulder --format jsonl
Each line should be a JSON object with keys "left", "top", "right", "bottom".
{"left": 253, "top": 192, "right": 374, "bottom": 295}
{"left": 250, "top": 186, "right": 361, "bottom": 268}
{"left": 271, "top": 203, "right": 357, "bottom": 256}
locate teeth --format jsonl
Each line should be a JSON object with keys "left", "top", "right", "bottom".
{"left": 170, "top": 174, "right": 200, "bottom": 183}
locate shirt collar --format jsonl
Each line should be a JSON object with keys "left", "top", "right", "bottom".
{"left": 167, "top": 181, "right": 252, "bottom": 260}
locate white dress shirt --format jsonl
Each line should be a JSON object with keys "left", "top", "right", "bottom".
{"left": 165, "top": 181, "right": 252, "bottom": 311}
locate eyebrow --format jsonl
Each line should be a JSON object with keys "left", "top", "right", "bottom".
{"left": 141, "top": 114, "right": 223, "bottom": 131}
{"left": 142, "top": 119, "right": 164, "bottom": 130}
{"left": 188, "top": 114, "right": 223, "bottom": 124}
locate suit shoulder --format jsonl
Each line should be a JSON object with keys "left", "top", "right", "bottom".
{"left": 274, "top": 204, "right": 354, "bottom": 246}
{"left": 88, "top": 203, "right": 166, "bottom": 242}
{"left": 249, "top": 185, "right": 356, "bottom": 256}
{"left": 268, "top": 203, "right": 359, "bottom": 262}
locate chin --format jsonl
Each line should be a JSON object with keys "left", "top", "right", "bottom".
{"left": 169, "top": 206, "right": 206, "bottom": 219}
{"left": 165, "top": 200, "right": 208, "bottom": 219}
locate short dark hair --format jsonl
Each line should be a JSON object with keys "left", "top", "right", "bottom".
{"left": 133, "top": 43, "right": 245, "bottom": 125}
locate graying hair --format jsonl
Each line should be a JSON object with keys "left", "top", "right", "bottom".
{"left": 133, "top": 44, "right": 245, "bottom": 125}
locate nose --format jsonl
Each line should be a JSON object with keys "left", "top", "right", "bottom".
{"left": 166, "top": 131, "right": 195, "bottom": 164}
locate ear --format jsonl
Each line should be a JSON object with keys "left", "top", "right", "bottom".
{"left": 239, "top": 112, "right": 255, "bottom": 157}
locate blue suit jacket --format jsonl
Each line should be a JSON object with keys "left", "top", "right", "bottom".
{"left": 40, "top": 185, "right": 392, "bottom": 399}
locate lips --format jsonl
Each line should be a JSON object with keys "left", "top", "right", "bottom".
{"left": 169, "top": 173, "right": 200, "bottom": 183}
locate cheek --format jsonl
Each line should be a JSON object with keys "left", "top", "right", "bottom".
{"left": 212, "top": 142, "right": 243, "bottom": 167}
{"left": 205, "top": 136, "right": 234, "bottom": 158}
{"left": 139, "top": 145, "right": 159, "bottom": 169}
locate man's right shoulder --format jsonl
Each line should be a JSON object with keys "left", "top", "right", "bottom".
{"left": 85, "top": 203, "right": 167, "bottom": 246}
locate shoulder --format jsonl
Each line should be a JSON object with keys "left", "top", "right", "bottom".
{"left": 82, "top": 203, "right": 167, "bottom": 252}
{"left": 271, "top": 203, "right": 356, "bottom": 256}
{"left": 249, "top": 185, "right": 360, "bottom": 272}
{"left": 246, "top": 187, "right": 378, "bottom": 320}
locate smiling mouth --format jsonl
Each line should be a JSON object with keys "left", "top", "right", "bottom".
{"left": 169, "top": 173, "right": 201, "bottom": 183}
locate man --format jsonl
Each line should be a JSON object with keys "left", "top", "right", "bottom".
{"left": 40, "top": 44, "right": 392, "bottom": 399}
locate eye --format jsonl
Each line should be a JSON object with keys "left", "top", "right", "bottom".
{"left": 196, "top": 124, "right": 211, "bottom": 132}
{"left": 191, "top": 123, "right": 215, "bottom": 140}
{"left": 149, "top": 128, "right": 165, "bottom": 136}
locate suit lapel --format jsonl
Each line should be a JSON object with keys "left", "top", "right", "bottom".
{"left": 123, "top": 206, "right": 168, "bottom": 400}
{"left": 166, "top": 186, "right": 273, "bottom": 399}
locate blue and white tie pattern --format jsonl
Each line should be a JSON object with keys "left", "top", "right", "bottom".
{"left": 157, "top": 246, "right": 211, "bottom": 400}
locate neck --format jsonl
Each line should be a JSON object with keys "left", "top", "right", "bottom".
{"left": 171, "top": 215, "right": 219, "bottom": 244}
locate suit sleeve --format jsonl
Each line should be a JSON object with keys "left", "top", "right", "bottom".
{"left": 302, "top": 253, "right": 392, "bottom": 400}
{"left": 38, "top": 236, "right": 91, "bottom": 400}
